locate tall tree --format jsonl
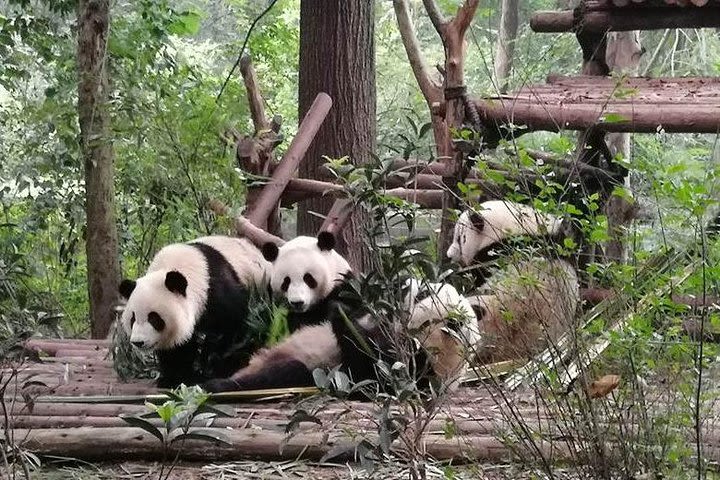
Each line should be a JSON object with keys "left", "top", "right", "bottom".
{"left": 77, "top": 0, "right": 120, "bottom": 338}
{"left": 493, "top": 0, "right": 519, "bottom": 93}
{"left": 297, "top": 0, "right": 376, "bottom": 269}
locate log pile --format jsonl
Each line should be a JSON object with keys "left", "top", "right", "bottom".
{"left": 0, "top": 339, "right": 553, "bottom": 463}
{"left": 3, "top": 338, "right": 720, "bottom": 465}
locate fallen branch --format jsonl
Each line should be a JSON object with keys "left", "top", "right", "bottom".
{"left": 234, "top": 215, "right": 285, "bottom": 248}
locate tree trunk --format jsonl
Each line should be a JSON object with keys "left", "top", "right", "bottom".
{"left": 604, "top": 31, "right": 642, "bottom": 263}
{"left": 77, "top": 0, "right": 120, "bottom": 338}
{"left": 493, "top": 0, "right": 519, "bottom": 93}
{"left": 297, "top": 0, "right": 376, "bottom": 270}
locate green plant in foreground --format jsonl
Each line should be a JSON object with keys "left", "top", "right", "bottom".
{"left": 119, "top": 385, "right": 233, "bottom": 480}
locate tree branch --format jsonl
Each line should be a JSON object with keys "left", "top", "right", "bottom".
{"left": 239, "top": 54, "right": 270, "bottom": 133}
{"left": 451, "top": 0, "right": 480, "bottom": 36}
{"left": 393, "top": 0, "right": 442, "bottom": 104}
{"left": 421, "top": 0, "right": 446, "bottom": 33}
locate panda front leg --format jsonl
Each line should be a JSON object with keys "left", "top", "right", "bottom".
{"left": 201, "top": 348, "right": 315, "bottom": 393}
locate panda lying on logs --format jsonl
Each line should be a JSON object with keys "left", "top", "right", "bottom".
{"left": 202, "top": 232, "right": 478, "bottom": 395}
{"left": 447, "top": 200, "right": 581, "bottom": 363}
{"left": 118, "top": 236, "right": 269, "bottom": 388}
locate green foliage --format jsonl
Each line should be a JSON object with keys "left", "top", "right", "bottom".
{"left": 120, "top": 384, "right": 233, "bottom": 479}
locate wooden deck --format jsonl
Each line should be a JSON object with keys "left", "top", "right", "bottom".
{"left": 4, "top": 338, "right": 720, "bottom": 468}
{"left": 2, "top": 338, "right": 542, "bottom": 464}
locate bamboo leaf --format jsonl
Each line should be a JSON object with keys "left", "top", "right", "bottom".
{"left": 119, "top": 415, "right": 165, "bottom": 443}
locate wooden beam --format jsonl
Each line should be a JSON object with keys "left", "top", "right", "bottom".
{"left": 531, "top": 8, "right": 720, "bottom": 33}
{"left": 530, "top": 11, "right": 574, "bottom": 33}
{"left": 475, "top": 97, "right": 720, "bottom": 134}
{"left": 245, "top": 93, "right": 332, "bottom": 230}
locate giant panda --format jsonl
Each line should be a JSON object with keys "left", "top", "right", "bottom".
{"left": 331, "top": 278, "right": 479, "bottom": 391}
{"left": 202, "top": 233, "right": 479, "bottom": 395}
{"left": 261, "top": 232, "right": 352, "bottom": 329}
{"left": 446, "top": 200, "right": 581, "bottom": 362}
{"left": 118, "top": 235, "right": 269, "bottom": 388}
{"left": 201, "top": 233, "right": 350, "bottom": 392}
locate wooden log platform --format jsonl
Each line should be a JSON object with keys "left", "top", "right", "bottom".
{"left": 3, "top": 338, "right": 720, "bottom": 467}
{"left": 477, "top": 75, "right": 720, "bottom": 135}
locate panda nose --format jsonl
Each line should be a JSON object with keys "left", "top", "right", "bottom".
{"left": 290, "top": 301, "right": 304, "bottom": 310}
{"left": 131, "top": 340, "right": 144, "bottom": 348}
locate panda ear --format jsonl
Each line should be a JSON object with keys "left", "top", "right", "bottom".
{"left": 119, "top": 279, "right": 136, "bottom": 300}
{"left": 262, "top": 242, "right": 279, "bottom": 262}
{"left": 317, "top": 231, "right": 335, "bottom": 251}
{"left": 165, "top": 271, "right": 188, "bottom": 296}
{"left": 469, "top": 212, "right": 485, "bottom": 231}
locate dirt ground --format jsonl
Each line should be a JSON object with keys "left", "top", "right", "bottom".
{"left": 16, "top": 460, "right": 589, "bottom": 480}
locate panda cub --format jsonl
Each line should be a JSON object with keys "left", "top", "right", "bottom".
{"left": 203, "top": 232, "right": 479, "bottom": 394}
{"left": 447, "top": 200, "right": 580, "bottom": 362}
{"left": 119, "top": 236, "right": 269, "bottom": 388}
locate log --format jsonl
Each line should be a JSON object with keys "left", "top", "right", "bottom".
{"left": 475, "top": 96, "right": 720, "bottom": 134}
{"left": 41, "top": 382, "right": 157, "bottom": 396}
{"left": 9, "top": 426, "right": 556, "bottom": 463}
{"left": 25, "top": 339, "right": 110, "bottom": 355}
{"left": 13, "top": 426, "right": 720, "bottom": 464}
{"left": 530, "top": 11, "right": 574, "bottom": 33}
{"left": 234, "top": 215, "right": 285, "bottom": 248}
{"left": 8, "top": 403, "right": 147, "bottom": 417}
{"left": 239, "top": 55, "right": 270, "bottom": 133}
{"left": 245, "top": 93, "right": 332, "bottom": 230}
{"left": 531, "top": 8, "right": 720, "bottom": 33}
{"left": 320, "top": 199, "right": 354, "bottom": 235}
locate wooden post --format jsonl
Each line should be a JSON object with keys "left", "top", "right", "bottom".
{"left": 245, "top": 93, "right": 332, "bottom": 230}
{"left": 237, "top": 55, "right": 283, "bottom": 236}
{"left": 420, "top": 0, "right": 480, "bottom": 263}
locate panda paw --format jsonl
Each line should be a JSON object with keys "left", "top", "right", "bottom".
{"left": 200, "top": 377, "right": 241, "bottom": 393}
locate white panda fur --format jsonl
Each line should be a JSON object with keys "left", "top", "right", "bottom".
{"left": 447, "top": 200, "right": 580, "bottom": 363}
{"left": 118, "top": 235, "right": 269, "bottom": 388}
{"left": 402, "top": 278, "right": 479, "bottom": 391}
{"left": 201, "top": 233, "right": 351, "bottom": 392}
{"left": 447, "top": 200, "right": 565, "bottom": 268}
{"left": 264, "top": 234, "right": 351, "bottom": 317}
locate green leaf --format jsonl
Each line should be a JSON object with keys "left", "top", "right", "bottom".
{"left": 601, "top": 112, "right": 628, "bottom": 124}
{"left": 120, "top": 415, "right": 165, "bottom": 443}
{"left": 171, "top": 430, "right": 231, "bottom": 446}
{"left": 168, "top": 10, "right": 201, "bottom": 36}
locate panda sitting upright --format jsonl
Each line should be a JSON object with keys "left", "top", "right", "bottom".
{"left": 262, "top": 232, "right": 352, "bottom": 330}
{"left": 118, "top": 235, "right": 269, "bottom": 388}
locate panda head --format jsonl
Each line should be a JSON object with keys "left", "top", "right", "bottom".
{"left": 118, "top": 270, "right": 196, "bottom": 350}
{"left": 446, "top": 201, "right": 561, "bottom": 267}
{"left": 262, "top": 232, "right": 351, "bottom": 313}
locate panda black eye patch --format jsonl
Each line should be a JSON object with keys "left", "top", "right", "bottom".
{"left": 148, "top": 312, "right": 166, "bottom": 331}
{"left": 303, "top": 273, "right": 317, "bottom": 289}
{"left": 281, "top": 276, "right": 290, "bottom": 292}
